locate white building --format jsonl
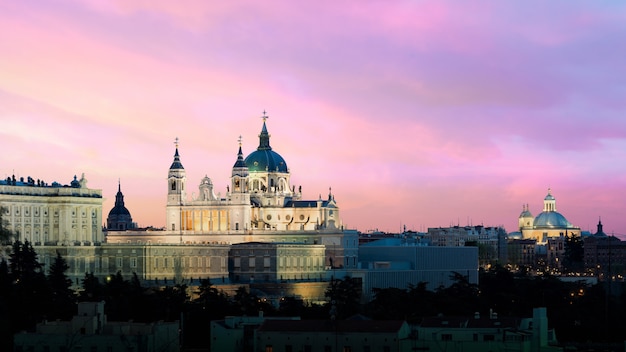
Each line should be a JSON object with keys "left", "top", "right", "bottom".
{"left": 0, "top": 174, "right": 103, "bottom": 246}
{"left": 107, "top": 117, "right": 357, "bottom": 279}
{"left": 0, "top": 116, "right": 356, "bottom": 290}
{"left": 518, "top": 189, "right": 581, "bottom": 244}
{"left": 166, "top": 116, "right": 341, "bottom": 234}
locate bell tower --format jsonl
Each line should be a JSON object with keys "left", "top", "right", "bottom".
{"left": 229, "top": 137, "right": 251, "bottom": 231}
{"left": 231, "top": 136, "right": 249, "bottom": 195}
{"left": 543, "top": 188, "right": 556, "bottom": 212}
{"left": 166, "top": 138, "right": 186, "bottom": 231}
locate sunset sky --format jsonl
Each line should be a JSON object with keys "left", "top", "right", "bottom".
{"left": 2, "top": 1, "right": 625, "bottom": 237}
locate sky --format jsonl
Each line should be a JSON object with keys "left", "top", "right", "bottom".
{"left": 1, "top": 1, "right": 626, "bottom": 238}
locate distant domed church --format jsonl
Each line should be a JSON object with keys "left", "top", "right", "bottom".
{"left": 518, "top": 188, "right": 580, "bottom": 243}
{"left": 106, "top": 181, "right": 136, "bottom": 231}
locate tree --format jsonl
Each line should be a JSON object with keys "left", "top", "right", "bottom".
{"left": 9, "top": 240, "right": 43, "bottom": 280}
{"left": 325, "top": 276, "right": 362, "bottom": 319}
{"left": 103, "top": 271, "right": 132, "bottom": 321}
{"left": 79, "top": 272, "right": 104, "bottom": 301}
{"left": 435, "top": 272, "right": 480, "bottom": 316}
{"left": 47, "top": 251, "right": 76, "bottom": 320}
{"left": 155, "top": 284, "right": 189, "bottom": 321}
{"left": 194, "top": 279, "right": 230, "bottom": 315}
{"left": 0, "top": 206, "right": 14, "bottom": 245}
{"left": 367, "top": 287, "right": 409, "bottom": 320}
{"left": 232, "top": 286, "right": 273, "bottom": 316}
{"left": 5, "top": 240, "right": 50, "bottom": 344}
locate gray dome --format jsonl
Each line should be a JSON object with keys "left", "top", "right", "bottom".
{"left": 533, "top": 211, "right": 572, "bottom": 228}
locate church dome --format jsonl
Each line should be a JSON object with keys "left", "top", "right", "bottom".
{"left": 107, "top": 181, "right": 134, "bottom": 231}
{"left": 245, "top": 150, "right": 288, "bottom": 172}
{"left": 533, "top": 211, "right": 572, "bottom": 228}
{"left": 244, "top": 117, "right": 288, "bottom": 173}
{"left": 108, "top": 204, "right": 131, "bottom": 217}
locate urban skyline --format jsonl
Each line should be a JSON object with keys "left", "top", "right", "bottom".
{"left": 2, "top": 2, "right": 625, "bottom": 237}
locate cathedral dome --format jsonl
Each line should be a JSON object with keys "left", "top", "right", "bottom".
{"left": 107, "top": 182, "right": 134, "bottom": 231}
{"left": 533, "top": 211, "right": 572, "bottom": 228}
{"left": 245, "top": 150, "right": 288, "bottom": 173}
{"left": 108, "top": 204, "right": 131, "bottom": 218}
{"left": 109, "top": 206, "right": 130, "bottom": 219}
{"left": 244, "top": 117, "right": 288, "bottom": 173}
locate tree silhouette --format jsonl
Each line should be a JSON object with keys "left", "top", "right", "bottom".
{"left": 325, "top": 276, "right": 362, "bottom": 319}
{"left": 1, "top": 240, "right": 50, "bottom": 351}
{"left": 47, "top": 251, "right": 76, "bottom": 320}
{"left": 0, "top": 207, "right": 14, "bottom": 245}
{"left": 79, "top": 272, "right": 105, "bottom": 301}
{"left": 233, "top": 286, "right": 274, "bottom": 316}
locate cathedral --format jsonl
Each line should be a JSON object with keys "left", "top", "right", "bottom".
{"left": 103, "top": 116, "right": 357, "bottom": 283}
{"left": 106, "top": 181, "right": 136, "bottom": 231}
{"left": 165, "top": 115, "right": 340, "bottom": 234}
{"left": 0, "top": 116, "right": 357, "bottom": 289}
{"left": 518, "top": 188, "right": 581, "bottom": 244}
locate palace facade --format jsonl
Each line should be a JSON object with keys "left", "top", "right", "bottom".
{"left": 1, "top": 117, "right": 357, "bottom": 289}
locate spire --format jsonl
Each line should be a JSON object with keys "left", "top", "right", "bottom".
{"left": 169, "top": 137, "right": 184, "bottom": 170}
{"left": 596, "top": 217, "right": 606, "bottom": 236}
{"left": 115, "top": 180, "right": 125, "bottom": 207}
{"left": 233, "top": 135, "right": 248, "bottom": 168}
{"left": 257, "top": 111, "right": 272, "bottom": 151}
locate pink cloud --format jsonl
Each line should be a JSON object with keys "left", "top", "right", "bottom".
{"left": 1, "top": 1, "right": 626, "bottom": 238}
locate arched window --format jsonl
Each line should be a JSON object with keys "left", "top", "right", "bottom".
{"left": 171, "top": 181, "right": 176, "bottom": 191}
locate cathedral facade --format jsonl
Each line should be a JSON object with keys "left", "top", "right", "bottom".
{"left": 103, "top": 117, "right": 357, "bottom": 282}
{"left": 518, "top": 188, "right": 581, "bottom": 244}
{"left": 165, "top": 117, "right": 340, "bottom": 234}
{"left": 0, "top": 118, "right": 356, "bottom": 289}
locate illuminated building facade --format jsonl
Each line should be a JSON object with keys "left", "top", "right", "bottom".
{"left": 165, "top": 116, "right": 341, "bottom": 234}
{"left": 0, "top": 117, "right": 356, "bottom": 292}
{"left": 0, "top": 174, "right": 103, "bottom": 245}
{"left": 108, "top": 117, "right": 355, "bottom": 272}
{"left": 105, "top": 116, "right": 357, "bottom": 286}
{"left": 518, "top": 189, "right": 581, "bottom": 244}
